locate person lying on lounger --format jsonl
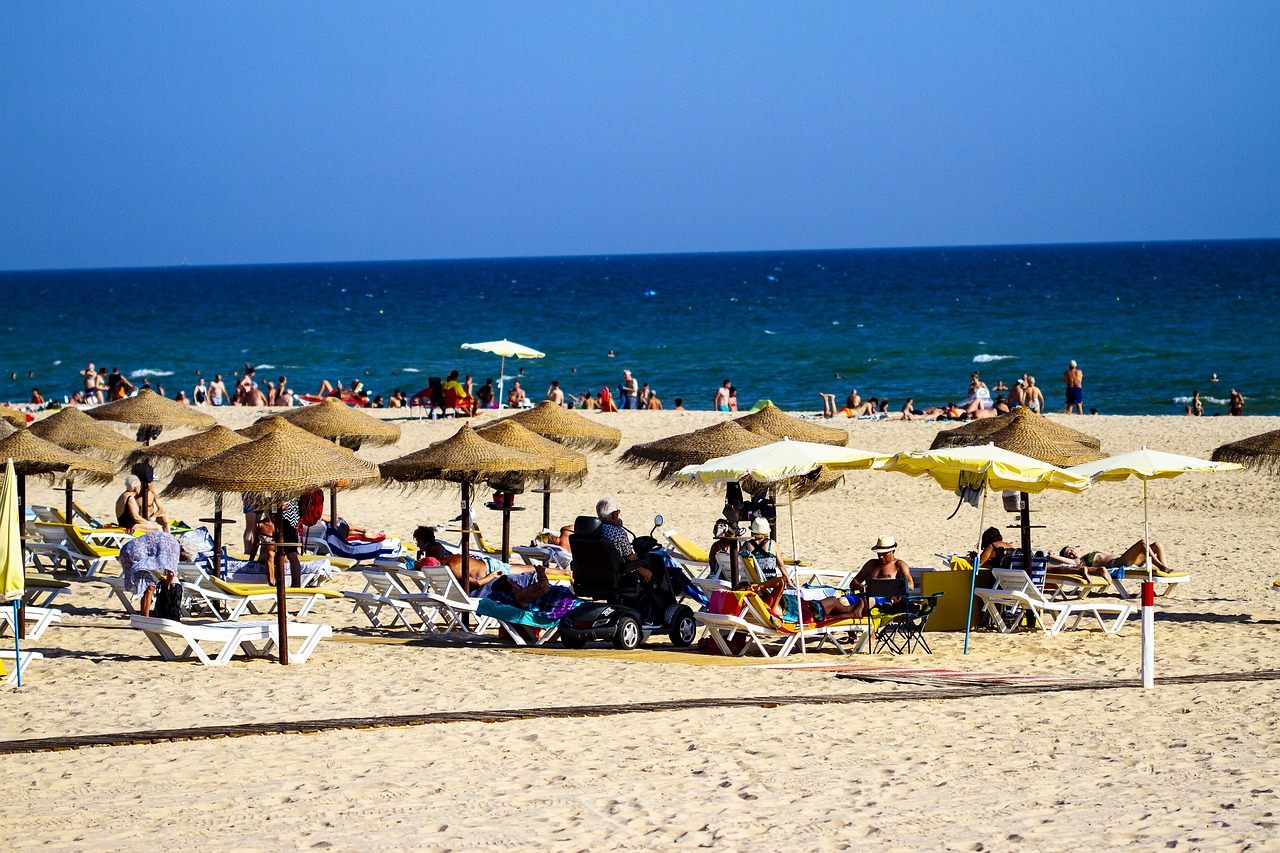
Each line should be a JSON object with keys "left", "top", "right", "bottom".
{"left": 751, "top": 577, "right": 869, "bottom": 622}
{"left": 1054, "top": 541, "right": 1174, "bottom": 577}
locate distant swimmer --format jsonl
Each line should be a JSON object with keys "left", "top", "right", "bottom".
{"left": 1063, "top": 360, "right": 1084, "bottom": 415}
{"left": 1211, "top": 373, "right": 1220, "bottom": 382}
{"left": 607, "top": 350, "right": 615, "bottom": 358}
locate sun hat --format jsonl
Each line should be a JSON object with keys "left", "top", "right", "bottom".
{"left": 871, "top": 535, "right": 897, "bottom": 554}
{"left": 750, "top": 517, "right": 771, "bottom": 536}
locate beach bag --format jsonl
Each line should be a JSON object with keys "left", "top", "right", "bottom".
{"left": 299, "top": 489, "right": 324, "bottom": 527}
{"left": 153, "top": 575, "right": 183, "bottom": 621}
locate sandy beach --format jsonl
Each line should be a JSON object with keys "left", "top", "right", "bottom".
{"left": 4, "top": 408, "right": 1279, "bottom": 852}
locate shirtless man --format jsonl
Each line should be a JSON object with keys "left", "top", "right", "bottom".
{"left": 1063, "top": 360, "right": 1084, "bottom": 414}
{"left": 80, "top": 363, "right": 100, "bottom": 404}
{"left": 713, "top": 379, "right": 731, "bottom": 412}
{"left": 1007, "top": 379, "right": 1025, "bottom": 407}
{"left": 208, "top": 374, "right": 228, "bottom": 406}
{"left": 845, "top": 388, "right": 862, "bottom": 410}
{"left": 546, "top": 380, "right": 565, "bottom": 407}
{"left": 853, "top": 536, "right": 914, "bottom": 591}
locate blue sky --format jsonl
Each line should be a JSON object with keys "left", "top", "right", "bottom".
{"left": 2, "top": 1, "right": 1278, "bottom": 270}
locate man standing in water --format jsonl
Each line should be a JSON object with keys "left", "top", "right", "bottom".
{"left": 1063, "top": 360, "right": 1084, "bottom": 414}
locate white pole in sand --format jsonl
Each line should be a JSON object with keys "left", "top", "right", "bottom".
{"left": 1141, "top": 580, "right": 1155, "bottom": 688}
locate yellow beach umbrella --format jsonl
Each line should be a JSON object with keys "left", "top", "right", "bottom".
{"left": 1066, "top": 447, "right": 1242, "bottom": 579}
{"left": 1, "top": 459, "right": 25, "bottom": 685}
{"left": 880, "top": 443, "right": 1091, "bottom": 653}
{"left": 461, "top": 339, "right": 545, "bottom": 410}
{"left": 674, "top": 438, "right": 886, "bottom": 646}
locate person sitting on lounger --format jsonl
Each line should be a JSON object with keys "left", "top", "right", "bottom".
{"left": 1054, "top": 542, "right": 1174, "bottom": 577}
{"left": 854, "top": 535, "right": 914, "bottom": 591}
{"left": 115, "top": 474, "right": 169, "bottom": 533}
{"left": 413, "top": 526, "right": 447, "bottom": 566}
{"left": 979, "top": 526, "right": 1014, "bottom": 568}
{"left": 119, "top": 530, "right": 180, "bottom": 616}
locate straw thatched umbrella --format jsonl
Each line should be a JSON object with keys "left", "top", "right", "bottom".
{"left": 0, "top": 420, "right": 14, "bottom": 439}
{"left": 28, "top": 407, "right": 140, "bottom": 525}
{"left": 943, "top": 408, "right": 1106, "bottom": 568}
{"left": 127, "top": 425, "right": 249, "bottom": 575}
{"left": 0, "top": 406, "right": 27, "bottom": 429}
{"left": 476, "top": 419, "right": 587, "bottom": 539}
{"left": 0, "top": 429, "right": 115, "bottom": 614}
{"left": 265, "top": 398, "right": 401, "bottom": 520}
{"left": 166, "top": 429, "right": 380, "bottom": 664}
{"left": 734, "top": 404, "right": 849, "bottom": 447}
{"left": 379, "top": 424, "right": 552, "bottom": 587}
{"left": 88, "top": 389, "right": 216, "bottom": 516}
{"left": 499, "top": 401, "right": 622, "bottom": 452}
{"left": 622, "top": 421, "right": 773, "bottom": 481}
{"left": 931, "top": 407, "right": 1103, "bottom": 451}
{"left": 1211, "top": 428, "right": 1280, "bottom": 478}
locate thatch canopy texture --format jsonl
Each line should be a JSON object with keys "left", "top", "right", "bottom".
{"left": 500, "top": 401, "right": 622, "bottom": 452}
{"left": 379, "top": 424, "right": 552, "bottom": 488}
{"left": 28, "top": 407, "right": 140, "bottom": 457}
{"left": 124, "top": 425, "right": 249, "bottom": 475}
{"left": 1211, "top": 428, "right": 1280, "bottom": 478}
{"left": 932, "top": 407, "right": 1103, "bottom": 451}
{"left": 269, "top": 397, "right": 400, "bottom": 450}
{"left": 621, "top": 421, "right": 773, "bottom": 481}
{"left": 0, "top": 405, "right": 27, "bottom": 428}
{"left": 970, "top": 415, "right": 1107, "bottom": 467}
{"left": 476, "top": 420, "right": 588, "bottom": 487}
{"left": 0, "top": 429, "right": 116, "bottom": 485}
{"left": 88, "top": 389, "right": 216, "bottom": 429}
{"left": 164, "top": 430, "right": 380, "bottom": 505}
{"left": 734, "top": 405, "right": 849, "bottom": 446}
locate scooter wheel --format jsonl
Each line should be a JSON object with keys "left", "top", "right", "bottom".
{"left": 668, "top": 606, "right": 697, "bottom": 647}
{"left": 613, "top": 616, "right": 642, "bottom": 650}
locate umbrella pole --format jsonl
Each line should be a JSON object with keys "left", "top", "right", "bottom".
{"left": 542, "top": 476, "right": 552, "bottom": 531}
{"left": 211, "top": 494, "right": 224, "bottom": 578}
{"left": 11, "top": 601, "right": 20, "bottom": 688}
{"left": 497, "top": 356, "right": 506, "bottom": 411}
{"left": 330, "top": 485, "right": 338, "bottom": 527}
{"left": 274, "top": 505, "right": 290, "bottom": 666}
{"left": 1143, "top": 479, "right": 1151, "bottom": 580}
{"left": 63, "top": 480, "right": 75, "bottom": 529}
{"left": 964, "top": 483, "right": 989, "bottom": 656}
{"left": 500, "top": 497, "right": 512, "bottom": 565}
{"left": 1019, "top": 492, "right": 1032, "bottom": 573}
{"left": 459, "top": 482, "right": 472, "bottom": 597}
{"left": 785, "top": 478, "right": 805, "bottom": 656}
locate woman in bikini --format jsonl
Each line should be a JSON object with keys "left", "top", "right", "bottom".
{"left": 1055, "top": 541, "right": 1173, "bottom": 578}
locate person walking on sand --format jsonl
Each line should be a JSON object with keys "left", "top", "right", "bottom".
{"left": 1186, "top": 391, "right": 1203, "bottom": 417}
{"left": 1229, "top": 388, "right": 1244, "bottom": 416}
{"left": 714, "top": 380, "right": 732, "bottom": 412}
{"left": 1063, "top": 360, "right": 1084, "bottom": 414}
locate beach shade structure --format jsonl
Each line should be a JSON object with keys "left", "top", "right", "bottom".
{"left": 460, "top": 339, "right": 545, "bottom": 410}
{"left": 0, "top": 406, "right": 28, "bottom": 429}
{"left": 2, "top": 459, "right": 25, "bottom": 685}
{"left": 126, "top": 425, "right": 250, "bottom": 576}
{"left": 263, "top": 397, "right": 401, "bottom": 521}
{"left": 931, "top": 407, "right": 1104, "bottom": 452}
{"left": 1066, "top": 447, "right": 1243, "bottom": 580}
{"left": 88, "top": 389, "right": 216, "bottom": 518}
{"left": 475, "top": 419, "right": 587, "bottom": 535}
{"left": 501, "top": 401, "right": 623, "bottom": 452}
{"left": 944, "top": 408, "right": 1107, "bottom": 570}
{"left": 622, "top": 421, "right": 774, "bottom": 482}
{"left": 674, "top": 438, "right": 885, "bottom": 590}
{"left": 880, "top": 444, "right": 1091, "bottom": 654}
{"left": 29, "top": 408, "right": 141, "bottom": 523}
{"left": 1211, "top": 428, "right": 1280, "bottom": 478}
{"left": 379, "top": 424, "right": 553, "bottom": 584}
{"left": 0, "top": 421, "right": 13, "bottom": 440}
{"left": 166, "top": 428, "right": 380, "bottom": 665}
{"left": 734, "top": 404, "right": 850, "bottom": 447}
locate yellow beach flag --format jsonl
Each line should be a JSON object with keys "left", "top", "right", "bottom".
{"left": 1, "top": 458, "right": 23, "bottom": 682}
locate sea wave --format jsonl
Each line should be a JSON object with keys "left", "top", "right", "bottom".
{"left": 254, "top": 363, "right": 276, "bottom": 370}
{"left": 400, "top": 367, "right": 420, "bottom": 373}
{"left": 129, "top": 368, "right": 174, "bottom": 378}
{"left": 972, "top": 354, "right": 1015, "bottom": 363}
{"left": 1173, "top": 395, "right": 1228, "bottom": 406}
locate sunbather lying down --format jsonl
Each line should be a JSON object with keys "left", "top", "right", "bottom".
{"left": 1054, "top": 541, "right": 1173, "bottom": 577}
{"left": 752, "top": 577, "right": 870, "bottom": 621}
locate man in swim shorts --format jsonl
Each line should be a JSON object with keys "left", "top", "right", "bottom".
{"left": 1063, "top": 360, "right": 1084, "bottom": 414}
{"left": 713, "top": 379, "right": 731, "bottom": 411}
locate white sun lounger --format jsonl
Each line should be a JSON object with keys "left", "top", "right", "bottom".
{"left": 0, "top": 605, "right": 63, "bottom": 642}
{"left": 130, "top": 616, "right": 333, "bottom": 665}
{"left": 976, "top": 569, "right": 1135, "bottom": 635}
{"left": 1, "top": 650, "right": 44, "bottom": 685}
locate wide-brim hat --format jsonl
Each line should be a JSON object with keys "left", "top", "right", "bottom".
{"left": 871, "top": 535, "right": 898, "bottom": 553}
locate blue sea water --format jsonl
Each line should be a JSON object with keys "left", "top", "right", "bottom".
{"left": 2, "top": 239, "right": 1278, "bottom": 415}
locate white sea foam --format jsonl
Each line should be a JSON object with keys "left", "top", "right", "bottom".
{"left": 1173, "top": 395, "right": 1227, "bottom": 406}
{"left": 53, "top": 359, "right": 62, "bottom": 366}
{"left": 972, "top": 354, "right": 1015, "bottom": 363}
{"left": 400, "top": 367, "right": 420, "bottom": 373}
{"left": 254, "top": 364, "right": 276, "bottom": 370}
{"left": 129, "top": 368, "right": 174, "bottom": 378}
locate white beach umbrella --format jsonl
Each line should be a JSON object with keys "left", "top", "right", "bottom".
{"left": 461, "top": 339, "right": 546, "bottom": 410}
{"left": 1066, "top": 447, "right": 1242, "bottom": 579}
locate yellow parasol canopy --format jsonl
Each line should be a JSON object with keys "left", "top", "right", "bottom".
{"left": 881, "top": 444, "right": 1091, "bottom": 494}
{"left": 1, "top": 459, "right": 22, "bottom": 604}
{"left": 672, "top": 438, "right": 884, "bottom": 484}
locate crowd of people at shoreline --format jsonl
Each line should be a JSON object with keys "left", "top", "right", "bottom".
{"left": 6, "top": 359, "right": 1249, "bottom": 419}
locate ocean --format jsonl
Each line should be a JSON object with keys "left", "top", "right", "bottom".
{"left": 2, "top": 239, "right": 1278, "bottom": 415}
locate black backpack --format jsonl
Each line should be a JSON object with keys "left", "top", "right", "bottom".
{"left": 153, "top": 575, "right": 183, "bottom": 621}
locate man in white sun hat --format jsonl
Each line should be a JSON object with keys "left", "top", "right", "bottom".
{"left": 854, "top": 535, "right": 914, "bottom": 591}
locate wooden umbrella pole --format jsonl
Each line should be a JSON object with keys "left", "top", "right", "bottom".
{"left": 274, "top": 505, "right": 290, "bottom": 666}
{"left": 542, "top": 476, "right": 552, "bottom": 530}
{"left": 211, "top": 494, "right": 224, "bottom": 578}
{"left": 501, "top": 500, "right": 512, "bottom": 565}
{"left": 1019, "top": 492, "right": 1032, "bottom": 572}
{"left": 330, "top": 485, "right": 338, "bottom": 527}
{"left": 140, "top": 433, "right": 153, "bottom": 518}
{"left": 63, "top": 481, "right": 75, "bottom": 528}
{"left": 459, "top": 482, "right": 472, "bottom": 597}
